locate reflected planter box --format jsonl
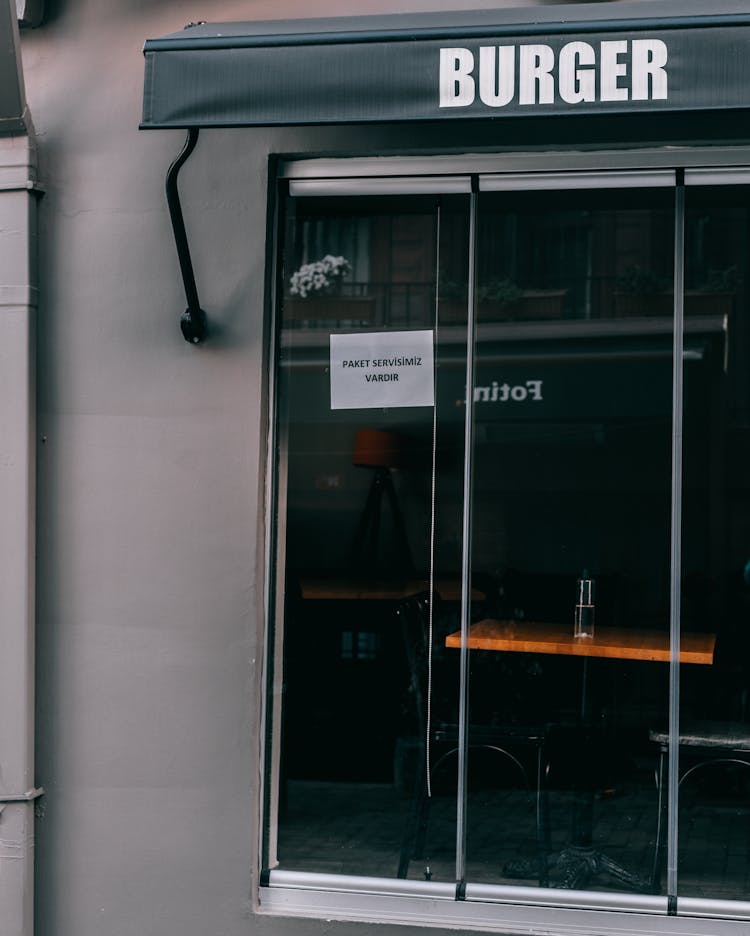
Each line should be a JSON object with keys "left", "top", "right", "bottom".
{"left": 441, "top": 289, "right": 566, "bottom": 324}
{"left": 685, "top": 291, "right": 735, "bottom": 317}
{"left": 614, "top": 291, "right": 735, "bottom": 318}
{"left": 284, "top": 296, "right": 375, "bottom": 325}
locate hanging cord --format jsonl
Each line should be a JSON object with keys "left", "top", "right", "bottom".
{"left": 425, "top": 205, "right": 441, "bottom": 799}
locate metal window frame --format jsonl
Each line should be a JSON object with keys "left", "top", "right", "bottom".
{"left": 260, "top": 153, "right": 750, "bottom": 933}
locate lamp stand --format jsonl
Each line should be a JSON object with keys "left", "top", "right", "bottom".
{"left": 352, "top": 467, "right": 414, "bottom": 575}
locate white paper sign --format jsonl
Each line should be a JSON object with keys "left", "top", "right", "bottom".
{"left": 330, "top": 330, "right": 435, "bottom": 410}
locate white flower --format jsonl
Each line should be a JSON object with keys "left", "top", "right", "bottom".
{"left": 289, "top": 255, "right": 351, "bottom": 298}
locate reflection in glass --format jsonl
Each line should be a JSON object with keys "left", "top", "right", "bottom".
{"left": 269, "top": 195, "right": 468, "bottom": 880}
{"left": 266, "top": 177, "right": 750, "bottom": 906}
{"left": 464, "top": 188, "right": 674, "bottom": 891}
{"left": 472, "top": 189, "right": 674, "bottom": 323}
{"left": 676, "top": 186, "right": 750, "bottom": 900}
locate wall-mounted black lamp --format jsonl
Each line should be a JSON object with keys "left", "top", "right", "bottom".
{"left": 165, "top": 127, "right": 208, "bottom": 344}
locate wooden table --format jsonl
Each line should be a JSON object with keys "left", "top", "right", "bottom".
{"left": 445, "top": 618, "right": 716, "bottom": 891}
{"left": 445, "top": 619, "right": 716, "bottom": 665}
{"left": 300, "top": 577, "right": 483, "bottom": 602}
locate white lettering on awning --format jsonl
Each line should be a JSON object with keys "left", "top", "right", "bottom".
{"left": 439, "top": 38, "right": 668, "bottom": 108}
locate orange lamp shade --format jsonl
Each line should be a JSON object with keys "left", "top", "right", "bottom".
{"left": 352, "top": 429, "right": 404, "bottom": 469}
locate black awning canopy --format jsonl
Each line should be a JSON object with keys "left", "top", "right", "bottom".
{"left": 141, "top": 0, "right": 750, "bottom": 130}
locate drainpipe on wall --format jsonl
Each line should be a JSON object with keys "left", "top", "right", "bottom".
{"left": 0, "top": 3, "right": 39, "bottom": 935}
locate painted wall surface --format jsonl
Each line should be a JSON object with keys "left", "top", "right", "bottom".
{"left": 18, "top": 1, "right": 540, "bottom": 935}
{"left": 19, "top": 1, "right": 738, "bottom": 935}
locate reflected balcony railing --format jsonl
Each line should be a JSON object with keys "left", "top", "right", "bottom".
{"left": 281, "top": 277, "right": 734, "bottom": 329}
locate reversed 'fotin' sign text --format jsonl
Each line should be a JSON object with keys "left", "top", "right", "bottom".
{"left": 330, "top": 330, "right": 435, "bottom": 410}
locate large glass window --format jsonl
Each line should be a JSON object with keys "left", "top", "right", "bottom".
{"left": 266, "top": 193, "right": 470, "bottom": 879}
{"left": 676, "top": 182, "right": 750, "bottom": 901}
{"left": 464, "top": 185, "right": 674, "bottom": 893}
{"left": 263, "top": 169, "right": 750, "bottom": 920}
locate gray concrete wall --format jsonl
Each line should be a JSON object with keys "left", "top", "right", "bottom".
{"left": 26, "top": 3, "right": 266, "bottom": 931}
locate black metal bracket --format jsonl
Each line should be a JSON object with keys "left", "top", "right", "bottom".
{"left": 165, "top": 127, "right": 208, "bottom": 344}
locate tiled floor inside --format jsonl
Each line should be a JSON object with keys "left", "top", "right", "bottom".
{"left": 276, "top": 775, "right": 750, "bottom": 900}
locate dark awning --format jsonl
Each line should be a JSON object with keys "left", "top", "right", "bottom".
{"left": 141, "top": 1, "right": 750, "bottom": 130}
{"left": 0, "top": 0, "right": 28, "bottom": 136}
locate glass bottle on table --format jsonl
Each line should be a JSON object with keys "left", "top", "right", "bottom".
{"left": 574, "top": 570, "right": 595, "bottom": 639}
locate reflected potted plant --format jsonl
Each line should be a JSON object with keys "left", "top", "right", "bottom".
{"left": 686, "top": 265, "right": 738, "bottom": 317}
{"left": 614, "top": 265, "right": 737, "bottom": 318}
{"left": 477, "top": 277, "right": 523, "bottom": 311}
{"left": 440, "top": 276, "right": 566, "bottom": 322}
{"left": 614, "top": 266, "right": 673, "bottom": 318}
{"left": 285, "top": 254, "right": 374, "bottom": 324}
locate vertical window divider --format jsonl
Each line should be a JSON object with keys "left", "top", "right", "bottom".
{"left": 456, "top": 180, "right": 479, "bottom": 889}
{"left": 667, "top": 171, "right": 686, "bottom": 907}
{"left": 425, "top": 203, "right": 442, "bottom": 801}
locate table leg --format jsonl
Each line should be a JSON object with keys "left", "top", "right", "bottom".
{"left": 506, "top": 660, "right": 652, "bottom": 891}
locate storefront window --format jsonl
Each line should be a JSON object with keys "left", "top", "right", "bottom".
{"left": 464, "top": 186, "right": 673, "bottom": 893}
{"left": 267, "top": 193, "right": 470, "bottom": 878}
{"left": 263, "top": 170, "right": 750, "bottom": 917}
{"left": 676, "top": 184, "right": 750, "bottom": 900}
